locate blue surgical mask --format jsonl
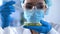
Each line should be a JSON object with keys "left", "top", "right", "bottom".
{"left": 24, "top": 9, "right": 44, "bottom": 23}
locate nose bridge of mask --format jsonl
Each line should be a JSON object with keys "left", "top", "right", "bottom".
{"left": 32, "top": 6, "right": 37, "bottom": 9}
{"left": 32, "top": 9, "right": 44, "bottom": 15}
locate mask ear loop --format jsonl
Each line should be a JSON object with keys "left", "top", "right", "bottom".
{"left": 42, "top": 1, "right": 47, "bottom": 15}
{"left": 45, "top": 4, "right": 49, "bottom": 15}
{"left": 44, "top": 3, "right": 49, "bottom": 15}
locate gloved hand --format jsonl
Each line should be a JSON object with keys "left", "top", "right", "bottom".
{"left": 0, "top": 1, "right": 15, "bottom": 29}
{"left": 0, "top": 1, "right": 15, "bottom": 14}
{"left": 24, "top": 20, "right": 52, "bottom": 33}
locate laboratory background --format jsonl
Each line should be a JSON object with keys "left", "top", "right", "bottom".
{"left": 0, "top": 0, "right": 60, "bottom": 34}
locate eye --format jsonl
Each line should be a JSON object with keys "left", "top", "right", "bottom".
{"left": 37, "top": 4, "right": 44, "bottom": 9}
{"left": 36, "top": 3, "right": 44, "bottom": 9}
{"left": 25, "top": 3, "right": 33, "bottom": 9}
{"left": 25, "top": 4, "right": 32, "bottom": 9}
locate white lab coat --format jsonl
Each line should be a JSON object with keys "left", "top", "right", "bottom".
{"left": 0, "top": 26, "right": 31, "bottom": 34}
{"left": 0, "top": 20, "right": 60, "bottom": 34}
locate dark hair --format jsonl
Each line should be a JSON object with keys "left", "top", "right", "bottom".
{"left": 23, "top": 0, "right": 46, "bottom": 4}
{"left": 23, "top": 0, "right": 25, "bottom": 3}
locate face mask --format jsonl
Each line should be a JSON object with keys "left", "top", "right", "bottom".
{"left": 24, "top": 9, "right": 44, "bottom": 23}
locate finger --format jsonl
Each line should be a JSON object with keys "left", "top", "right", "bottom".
{"left": 9, "top": 6, "right": 15, "bottom": 12}
{"left": 7, "top": 1, "right": 15, "bottom": 5}
{"left": 40, "top": 20, "right": 51, "bottom": 27}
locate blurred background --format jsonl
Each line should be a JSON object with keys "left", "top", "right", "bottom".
{"left": 44, "top": 0, "right": 60, "bottom": 25}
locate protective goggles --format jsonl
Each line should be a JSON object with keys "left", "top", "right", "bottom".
{"left": 24, "top": 3, "right": 46, "bottom": 9}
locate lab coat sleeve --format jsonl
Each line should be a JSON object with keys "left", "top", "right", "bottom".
{"left": 47, "top": 28, "right": 59, "bottom": 34}
{"left": 0, "top": 27, "right": 4, "bottom": 34}
{"left": 42, "top": 19, "right": 60, "bottom": 34}
{"left": 40, "top": 28, "right": 59, "bottom": 34}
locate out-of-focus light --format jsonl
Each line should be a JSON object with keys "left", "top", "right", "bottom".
{"left": 0, "top": 0, "right": 3, "bottom": 6}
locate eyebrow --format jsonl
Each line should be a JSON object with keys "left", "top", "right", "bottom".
{"left": 37, "top": 2, "right": 43, "bottom": 4}
{"left": 26, "top": 2, "right": 44, "bottom": 6}
{"left": 26, "top": 3, "right": 33, "bottom": 5}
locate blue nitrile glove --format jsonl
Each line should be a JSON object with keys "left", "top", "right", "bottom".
{"left": 0, "top": 1, "right": 15, "bottom": 29}
{"left": 24, "top": 20, "right": 52, "bottom": 33}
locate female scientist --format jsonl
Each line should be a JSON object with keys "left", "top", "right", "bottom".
{"left": 20, "top": 0, "right": 60, "bottom": 34}
{"left": 0, "top": 0, "right": 59, "bottom": 34}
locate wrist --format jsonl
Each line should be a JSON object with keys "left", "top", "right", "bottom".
{"left": 30, "top": 30, "right": 40, "bottom": 34}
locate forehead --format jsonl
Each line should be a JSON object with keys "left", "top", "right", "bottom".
{"left": 24, "top": 0, "right": 45, "bottom": 3}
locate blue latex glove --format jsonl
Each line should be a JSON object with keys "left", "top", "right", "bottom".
{"left": 0, "top": 1, "right": 15, "bottom": 29}
{"left": 0, "top": 1, "right": 15, "bottom": 13}
{"left": 24, "top": 20, "right": 52, "bottom": 33}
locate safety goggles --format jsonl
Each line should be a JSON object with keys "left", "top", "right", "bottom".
{"left": 24, "top": 3, "right": 45, "bottom": 9}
